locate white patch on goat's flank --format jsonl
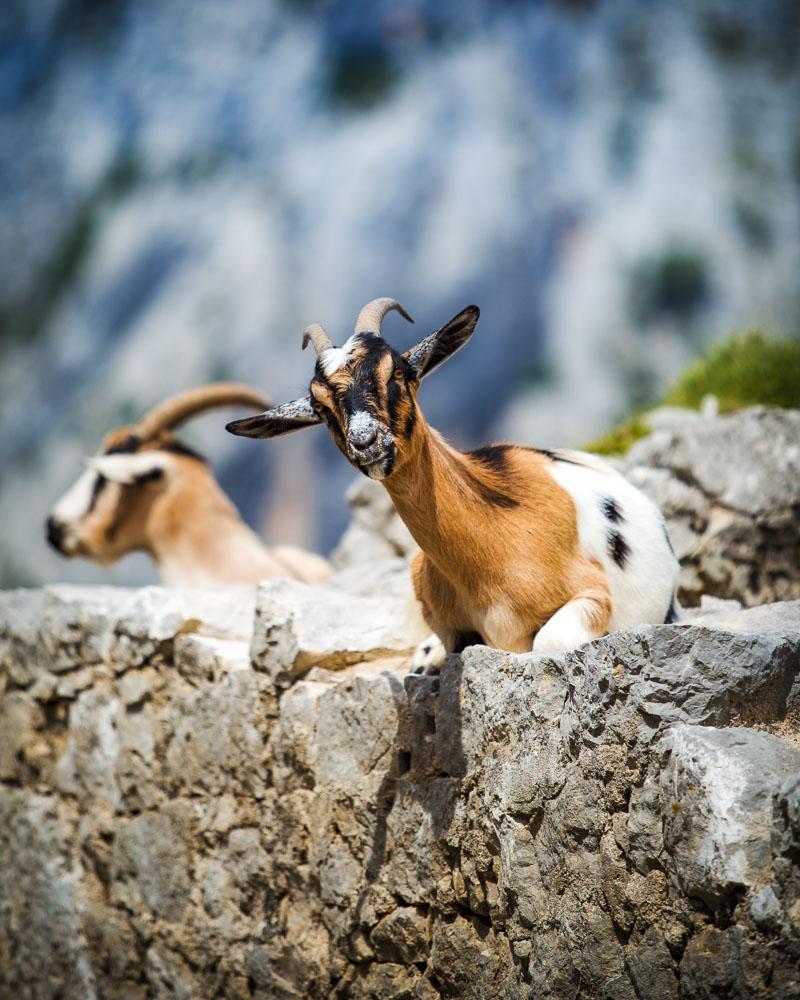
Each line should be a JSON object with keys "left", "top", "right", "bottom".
{"left": 52, "top": 468, "right": 98, "bottom": 522}
{"left": 320, "top": 335, "right": 359, "bottom": 376}
{"left": 545, "top": 451, "right": 680, "bottom": 631}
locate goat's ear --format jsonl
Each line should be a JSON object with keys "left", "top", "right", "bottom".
{"left": 85, "top": 452, "right": 170, "bottom": 485}
{"left": 403, "top": 305, "right": 479, "bottom": 380}
{"left": 225, "top": 397, "right": 321, "bottom": 439}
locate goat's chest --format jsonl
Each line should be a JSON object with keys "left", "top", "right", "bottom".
{"left": 417, "top": 547, "right": 573, "bottom": 649}
{"left": 468, "top": 601, "right": 532, "bottom": 652}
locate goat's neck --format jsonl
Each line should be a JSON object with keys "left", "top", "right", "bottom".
{"left": 149, "top": 478, "right": 275, "bottom": 586}
{"left": 384, "top": 418, "right": 494, "bottom": 579}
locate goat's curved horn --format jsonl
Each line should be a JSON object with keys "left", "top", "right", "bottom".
{"left": 301, "top": 323, "right": 334, "bottom": 357}
{"left": 136, "top": 383, "right": 272, "bottom": 440}
{"left": 353, "top": 298, "right": 414, "bottom": 336}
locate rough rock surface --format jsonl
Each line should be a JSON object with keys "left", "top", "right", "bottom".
{"left": 2, "top": 580, "right": 800, "bottom": 999}
{"left": 624, "top": 407, "right": 800, "bottom": 607}
{"left": 251, "top": 576, "right": 420, "bottom": 683}
{"left": 334, "top": 407, "right": 800, "bottom": 609}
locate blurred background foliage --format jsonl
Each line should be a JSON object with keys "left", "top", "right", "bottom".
{"left": 0, "top": 0, "right": 798, "bottom": 586}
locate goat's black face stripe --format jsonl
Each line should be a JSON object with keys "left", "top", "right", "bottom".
{"left": 601, "top": 496, "right": 624, "bottom": 524}
{"left": 386, "top": 376, "right": 403, "bottom": 432}
{"left": 91, "top": 435, "right": 139, "bottom": 509}
{"left": 105, "top": 435, "right": 141, "bottom": 455}
{"left": 313, "top": 337, "right": 414, "bottom": 436}
{"left": 664, "top": 596, "right": 678, "bottom": 623}
{"left": 608, "top": 529, "right": 630, "bottom": 570}
{"left": 85, "top": 434, "right": 206, "bottom": 515}
{"left": 87, "top": 473, "right": 108, "bottom": 514}
{"left": 88, "top": 432, "right": 143, "bottom": 512}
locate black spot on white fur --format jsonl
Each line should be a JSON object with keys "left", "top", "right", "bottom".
{"left": 601, "top": 496, "right": 624, "bottom": 523}
{"left": 608, "top": 529, "right": 630, "bottom": 570}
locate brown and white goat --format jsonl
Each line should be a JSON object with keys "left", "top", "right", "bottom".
{"left": 227, "top": 300, "right": 680, "bottom": 655}
{"left": 47, "top": 384, "right": 331, "bottom": 585}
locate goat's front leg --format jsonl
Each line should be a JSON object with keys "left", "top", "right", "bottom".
{"left": 532, "top": 581, "right": 612, "bottom": 655}
{"left": 409, "top": 550, "right": 452, "bottom": 672}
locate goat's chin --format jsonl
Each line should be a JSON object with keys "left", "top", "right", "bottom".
{"left": 58, "top": 535, "right": 82, "bottom": 558}
{"left": 358, "top": 453, "right": 394, "bottom": 480}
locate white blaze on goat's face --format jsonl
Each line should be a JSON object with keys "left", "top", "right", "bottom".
{"left": 51, "top": 468, "right": 99, "bottom": 525}
{"left": 319, "top": 336, "right": 358, "bottom": 377}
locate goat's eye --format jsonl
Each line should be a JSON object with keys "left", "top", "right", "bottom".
{"left": 393, "top": 368, "right": 404, "bottom": 382}
{"left": 312, "top": 400, "right": 323, "bottom": 414}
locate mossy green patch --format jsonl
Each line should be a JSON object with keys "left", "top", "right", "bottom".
{"left": 584, "top": 414, "right": 652, "bottom": 456}
{"left": 663, "top": 331, "right": 800, "bottom": 412}
{"left": 586, "top": 330, "right": 800, "bottom": 455}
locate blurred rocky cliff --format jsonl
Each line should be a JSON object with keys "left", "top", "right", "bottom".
{"left": 1, "top": 0, "right": 799, "bottom": 586}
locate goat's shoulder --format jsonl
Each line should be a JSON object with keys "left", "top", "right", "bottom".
{"left": 465, "top": 442, "right": 574, "bottom": 479}
{"left": 463, "top": 442, "right": 577, "bottom": 508}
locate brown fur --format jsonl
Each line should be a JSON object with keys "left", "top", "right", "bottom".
{"left": 389, "top": 417, "right": 611, "bottom": 652}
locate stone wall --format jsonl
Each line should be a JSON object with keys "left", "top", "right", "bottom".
{"left": 2, "top": 578, "right": 799, "bottom": 999}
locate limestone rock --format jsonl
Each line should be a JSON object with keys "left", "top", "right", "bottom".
{"left": 628, "top": 407, "right": 800, "bottom": 520}
{"left": 660, "top": 725, "right": 800, "bottom": 909}
{"left": 250, "top": 577, "right": 418, "bottom": 683}
{"left": 625, "top": 407, "right": 800, "bottom": 606}
{"left": 2, "top": 584, "right": 800, "bottom": 998}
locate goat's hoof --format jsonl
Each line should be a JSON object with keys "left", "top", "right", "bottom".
{"left": 411, "top": 635, "right": 446, "bottom": 674}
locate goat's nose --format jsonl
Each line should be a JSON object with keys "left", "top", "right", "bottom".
{"left": 46, "top": 516, "right": 66, "bottom": 553}
{"left": 349, "top": 424, "right": 378, "bottom": 451}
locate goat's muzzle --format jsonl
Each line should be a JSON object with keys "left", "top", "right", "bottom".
{"left": 46, "top": 516, "right": 67, "bottom": 555}
{"left": 346, "top": 414, "right": 396, "bottom": 480}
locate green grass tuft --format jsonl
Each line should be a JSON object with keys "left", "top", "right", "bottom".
{"left": 662, "top": 330, "right": 800, "bottom": 412}
{"left": 586, "top": 330, "right": 800, "bottom": 455}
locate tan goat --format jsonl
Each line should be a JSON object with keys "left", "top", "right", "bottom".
{"left": 227, "top": 300, "right": 679, "bottom": 656}
{"left": 47, "top": 384, "right": 331, "bottom": 585}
